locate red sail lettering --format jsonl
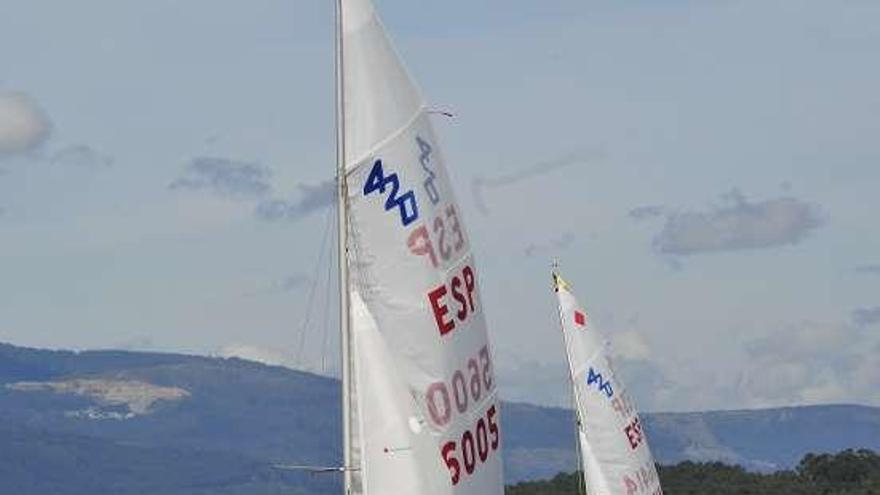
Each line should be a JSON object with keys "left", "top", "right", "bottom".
{"left": 428, "top": 264, "right": 478, "bottom": 337}
{"left": 624, "top": 475, "right": 638, "bottom": 495}
{"left": 463, "top": 265, "right": 475, "bottom": 312}
{"left": 441, "top": 441, "right": 461, "bottom": 485}
{"left": 429, "top": 285, "right": 454, "bottom": 335}
{"left": 407, "top": 225, "right": 437, "bottom": 267}
{"left": 434, "top": 216, "right": 451, "bottom": 261}
{"left": 451, "top": 275, "right": 467, "bottom": 321}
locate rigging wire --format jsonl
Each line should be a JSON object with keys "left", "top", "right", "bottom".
{"left": 320, "top": 206, "right": 337, "bottom": 374}
{"left": 294, "top": 203, "right": 335, "bottom": 368}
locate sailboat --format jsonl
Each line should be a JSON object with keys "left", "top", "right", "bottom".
{"left": 551, "top": 272, "right": 662, "bottom": 495}
{"left": 331, "top": 0, "right": 505, "bottom": 493}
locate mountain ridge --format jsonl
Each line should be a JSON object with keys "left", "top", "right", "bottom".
{"left": 1, "top": 341, "right": 878, "bottom": 493}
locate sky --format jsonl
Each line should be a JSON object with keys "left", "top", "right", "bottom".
{"left": 1, "top": 0, "right": 878, "bottom": 413}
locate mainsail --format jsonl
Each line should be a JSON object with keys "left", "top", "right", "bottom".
{"left": 335, "top": 1, "right": 504, "bottom": 494}
{"left": 552, "top": 273, "right": 662, "bottom": 495}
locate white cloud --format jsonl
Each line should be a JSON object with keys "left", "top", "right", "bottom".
{"left": 612, "top": 331, "right": 652, "bottom": 362}
{"left": 628, "top": 205, "right": 665, "bottom": 221}
{"left": 738, "top": 321, "right": 879, "bottom": 408}
{"left": 853, "top": 307, "right": 880, "bottom": 327}
{"left": 855, "top": 265, "right": 880, "bottom": 275}
{"left": 254, "top": 179, "right": 335, "bottom": 222}
{"left": 646, "top": 190, "right": 824, "bottom": 256}
{"left": 524, "top": 231, "right": 575, "bottom": 258}
{"left": 0, "top": 90, "right": 52, "bottom": 156}
{"left": 494, "top": 314, "right": 879, "bottom": 412}
{"left": 497, "top": 357, "right": 570, "bottom": 407}
{"left": 170, "top": 157, "right": 272, "bottom": 199}
{"left": 50, "top": 144, "right": 113, "bottom": 168}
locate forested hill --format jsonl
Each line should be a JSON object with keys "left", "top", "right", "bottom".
{"left": 507, "top": 449, "right": 880, "bottom": 495}
{"left": 1, "top": 342, "right": 879, "bottom": 493}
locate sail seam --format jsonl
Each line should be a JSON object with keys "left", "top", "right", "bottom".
{"left": 344, "top": 106, "right": 427, "bottom": 174}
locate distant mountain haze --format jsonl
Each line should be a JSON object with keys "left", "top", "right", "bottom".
{"left": 1, "top": 343, "right": 878, "bottom": 494}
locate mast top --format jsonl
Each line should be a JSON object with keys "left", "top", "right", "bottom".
{"left": 552, "top": 270, "right": 571, "bottom": 293}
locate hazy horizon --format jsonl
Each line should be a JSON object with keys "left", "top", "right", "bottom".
{"left": 2, "top": 0, "right": 878, "bottom": 412}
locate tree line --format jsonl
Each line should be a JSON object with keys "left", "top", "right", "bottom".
{"left": 506, "top": 449, "right": 880, "bottom": 495}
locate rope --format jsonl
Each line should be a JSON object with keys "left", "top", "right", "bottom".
{"left": 320, "top": 205, "right": 337, "bottom": 374}
{"left": 295, "top": 203, "right": 335, "bottom": 368}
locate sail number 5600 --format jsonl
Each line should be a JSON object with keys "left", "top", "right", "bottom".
{"left": 425, "top": 346, "right": 493, "bottom": 427}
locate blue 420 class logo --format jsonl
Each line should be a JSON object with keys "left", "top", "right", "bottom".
{"left": 586, "top": 367, "right": 614, "bottom": 398}
{"left": 363, "top": 159, "right": 419, "bottom": 226}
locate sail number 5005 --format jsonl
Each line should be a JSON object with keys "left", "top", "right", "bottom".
{"left": 441, "top": 404, "right": 500, "bottom": 486}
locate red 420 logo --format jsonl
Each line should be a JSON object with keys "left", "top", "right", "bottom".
{"left": 441, "top": 405, "right": 500, "bottom": 486}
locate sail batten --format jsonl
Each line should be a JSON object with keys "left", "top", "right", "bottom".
{"left": 553, "top": 272, "right": 662, "bottom": 495}
{"left": 338, "top": 1, "right": 504, "bottom": 494}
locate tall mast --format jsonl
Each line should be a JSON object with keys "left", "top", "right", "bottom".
{"left": 552, "top": 270, "right": 587, "bottom": 495}
{"left": 335, "top": 0, "right": 353, "bottom": 493}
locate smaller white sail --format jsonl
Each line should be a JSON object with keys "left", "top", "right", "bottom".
{"left": 553, "top": 273, "right": 662, "bottom": 495}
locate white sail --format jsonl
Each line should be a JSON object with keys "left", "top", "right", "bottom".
{"left": 553, "top": 273, "right": 662, "bottom": 495}
{"left": 340, "top": 1, "right": 504, "bottom": 494}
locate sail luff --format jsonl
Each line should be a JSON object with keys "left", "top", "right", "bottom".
{"left": 553, "top": 272, "right": 589, "bottom": 495}
{"left": 335, "top": 0, "right": 353, "bottom": 493}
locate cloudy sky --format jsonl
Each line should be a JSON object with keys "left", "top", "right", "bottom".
{"left": 1, "top": 0, "right": 878, "bottom": 412}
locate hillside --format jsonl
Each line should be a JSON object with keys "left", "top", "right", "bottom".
{"left": 1, "top": 342, "right": 878, "bottom": 493}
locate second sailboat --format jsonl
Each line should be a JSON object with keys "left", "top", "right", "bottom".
{"left": 552, "top": 272, "right": 662, "bottom": 495}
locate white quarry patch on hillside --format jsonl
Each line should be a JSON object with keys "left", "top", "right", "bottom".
{"left": 6, "top": 378, "right": 190, "bottom": 416}
{"left": 64, "top": 407, "right": 136, "bottom": 421}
